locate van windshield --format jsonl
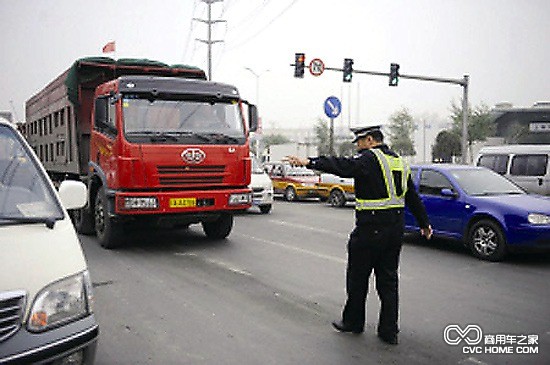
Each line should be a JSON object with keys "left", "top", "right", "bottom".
{"left": 122, "top": 95, "right": 246, "bottom": 145}
{"left": 0, "top": 125, "right": 63, "bottom": 224}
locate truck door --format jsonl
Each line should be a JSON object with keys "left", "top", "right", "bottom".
{"left": 92, "top": 96, "right": 118, "bottom": 186}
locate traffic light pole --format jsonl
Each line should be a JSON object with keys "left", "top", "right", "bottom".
{"left": 301, "top": 65, "right": 470, "bottom": 162}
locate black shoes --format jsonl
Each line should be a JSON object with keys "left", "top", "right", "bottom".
{"left": 331, "top": 320, "right": 398, "bottom": 344}
{"left": 331, "top": 320, "right": 363, "bottom": 334}
{"left": 377, "top": 332, "right": 398, "bottom": 345}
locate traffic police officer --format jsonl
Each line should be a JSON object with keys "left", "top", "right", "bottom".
{"left": 286, "top": 125, "right": 432, "bottom": 345}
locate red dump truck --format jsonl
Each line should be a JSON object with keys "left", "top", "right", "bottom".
{"left": 25, "top": 57, "right": 257, "bottom": 248}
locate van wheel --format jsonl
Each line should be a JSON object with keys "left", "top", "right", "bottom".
{"left": 329, "top": 189, "right": 346, "bottom": 207}
{"left": 284, "top": 186, "right": 297, "bottom": 201}
{"left": 467, "top": 219, "right": 507, "bottom": 261}
{"left": 70, "top": 206, "right": 95, "bottom": 235}
{"left": 259, "top": 204, "right": 272, "bottom": 214}
{"left": 202, "top": 214, "right": 233, "bottom": 239}
{"left": 94, "top": 187, "right": 123, "bottom": 249}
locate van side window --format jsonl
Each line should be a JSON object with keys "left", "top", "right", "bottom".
{"left": 510, "top": 154, "right": 548, "bottom": 176}
{"left": 478, "top": 154, "right": 509, "bottom": 175}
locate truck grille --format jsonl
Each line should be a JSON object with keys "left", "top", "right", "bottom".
{"left": 0, "top": 291, "right": 26, "bottom": 342}
{"left": 157, "top": 165, "right": 226, "bottom": 186}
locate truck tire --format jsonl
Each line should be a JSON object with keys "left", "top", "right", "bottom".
{"left": 202, "top": 214, "right": 233, "bottom": 239}
{"left": 329, "top": 189, "right": 346, "bottom": 207}
{"left": 259, "top": 204, "right": 272, "bottom": 214}
{"left": 94, "top": 187, "right": 123, "bottom": 249}
{"left": 70, "top": 206, "right": 95, "bottom": 235}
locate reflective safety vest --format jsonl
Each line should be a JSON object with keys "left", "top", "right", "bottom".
{"left": 356, "top": 149, "right": 410, "bottom": 210}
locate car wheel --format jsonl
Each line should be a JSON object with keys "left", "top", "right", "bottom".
{"left": 202, "top": 214, "right": 233, "bottom": 239}
{"left": 284, "top": 186, "right": 297, "bottom": 201}
{"left": 329, "top": 189, "right": 346, "bottom": 207}
{"left": 259, "top": 204, "right": 272, "bottom": 214}
{"left": 467, "top": 219, "right": 507, "bottom": 261}
{"left": 94, "top": 187, "right": 123, "bottom": 249}
{"left": 70, "top": 206, "right": 95, "bottom": 235}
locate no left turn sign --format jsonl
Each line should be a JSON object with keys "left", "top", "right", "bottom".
{"left": 309, "top": 58, "right": 325, "bottom": 76}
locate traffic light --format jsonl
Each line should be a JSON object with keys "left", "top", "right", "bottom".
{"left": 389, "top": 63, "right": 400, "bottom": 86}
{"left": 294, "top": 53, "right": 305, "bottom": 78}
{"left": 343, "top": 58, "right": 353, "bottom": 82}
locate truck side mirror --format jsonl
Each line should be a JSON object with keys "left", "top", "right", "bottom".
{"left": 248, "top": 104, "right": 258, "bottom": 132}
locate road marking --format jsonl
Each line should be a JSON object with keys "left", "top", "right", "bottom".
{"left": 459, "top": 357, "right": 488, "bottom": 365}
{"left": 235, "top": 233, "right": 346, "bottom": 264}
{"left": 174, "top": 253, "right": 252, "bottom": 277}
{"left": 267, "top": 219, "right": 349, "bottom": 238}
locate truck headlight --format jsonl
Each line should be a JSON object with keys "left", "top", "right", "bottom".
{"left": 28, "top": 271, "right": 93, "bottom": 332}
{"left": 528, "top": 213, "right": 550, "bottom": 225}
{"left": 122, "top": 196, "right": 159, "bottom": 210}
{"left": 229, "top": 193, "right": 251, "bottom": 205}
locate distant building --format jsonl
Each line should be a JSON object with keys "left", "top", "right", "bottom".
{"left": 491, "top": 102, "right": 550, "bottom": 144}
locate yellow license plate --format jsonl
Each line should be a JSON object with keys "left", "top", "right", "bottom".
{"left": 169, "top": 198, "right": 197, "bottom": 208}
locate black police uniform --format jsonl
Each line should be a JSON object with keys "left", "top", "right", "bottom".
{"left": 307, "top": 140, "right": 430, "bottom": 340}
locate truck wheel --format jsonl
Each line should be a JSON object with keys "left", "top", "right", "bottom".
{"left": 94, "top": 187, "right": 123, "bottom": 249}
{"left": 259, "top": 204, "right": 272, "bottom": 214}
{"left": 329, "top": 189, "right": 346, "bottom": 207}
{"left": 202, "top": 214, "right": 233, "bottom": 239}
{"left": 70, "top": 206, "right": 95, "bottom": 235}
{"left": 284, "top": 186, "right": 297, "bottom": 201}
{"left": 467, "top": 219, "right": 507, "bottom": 261}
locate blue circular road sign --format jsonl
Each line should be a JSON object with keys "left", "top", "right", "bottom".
{"left": 324, "top": 96, "right": 341, "bottom": 119}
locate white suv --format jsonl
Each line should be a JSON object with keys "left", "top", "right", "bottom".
{"left": 0, "top": 119, "right": 98, "bottom": 364}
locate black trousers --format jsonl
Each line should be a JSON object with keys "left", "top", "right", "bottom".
{"left": 341, "top": 223, "right": 404, "bottom": 335}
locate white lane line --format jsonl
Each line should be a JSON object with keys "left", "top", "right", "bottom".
{"left": 235, "top": 232, "right": 346, "bottom": 264}
{"left": 267, "top": 219, "right": 350, "bottom": 239}
{"left": 174, "top": 252, "right": 252, "bottom": 276}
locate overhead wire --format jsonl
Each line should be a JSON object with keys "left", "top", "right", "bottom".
{"left": 224, "top": 0, "right": 299, "bottom": 52}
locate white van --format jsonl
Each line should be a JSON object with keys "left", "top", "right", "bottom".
{"left": 476, "top": 144, "right": 550, "bottom": 195}
{"left": 0, "top": 120, "right": 98, "bottom": 364}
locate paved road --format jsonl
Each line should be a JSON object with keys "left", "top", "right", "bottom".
{"left": 81, "top": 200, "right": 550, "bottom": 365}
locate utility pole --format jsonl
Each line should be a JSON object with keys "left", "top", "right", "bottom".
{"left": 194, "top": 0, "right": 225, "bottom": 81}
{"left": 462, "top": 75, "right": 470, "bottom": 163}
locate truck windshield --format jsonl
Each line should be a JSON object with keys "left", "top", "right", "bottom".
{"left": 0, "top": 125, "right": 63, "bottom": 225}
{"left": 122, "top": 96, "right": 246, "bottom": 145}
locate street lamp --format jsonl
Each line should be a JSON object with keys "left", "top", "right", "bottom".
{"left": 244, "top": 67, "right": 270, "bottom": 109}
{"left": 244, "top": 67, "right": 270, "bottom": 157}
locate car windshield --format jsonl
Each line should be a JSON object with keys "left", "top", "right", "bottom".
{"left": 449, "top": 168, "right": 525, "bottom": 196}
{"left": 122, "top": 95, "right": 246, "bottom": 144}
{"left": 0, "top": 125, "right": 63, "bottom": 224}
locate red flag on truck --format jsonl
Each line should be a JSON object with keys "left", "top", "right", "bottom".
{"left": 102, "top": 41, "right": 116, "bottom": 53}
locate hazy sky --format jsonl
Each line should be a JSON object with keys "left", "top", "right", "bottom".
{"left": 1, "top": 0, "right": 548, "bottom": 136}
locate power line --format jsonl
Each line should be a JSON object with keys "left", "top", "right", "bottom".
{"left": 225, "top": 0, "right": 298, "bottom": 52}
{"left": 181, "top": 0, "right": 200, "bottom": 63}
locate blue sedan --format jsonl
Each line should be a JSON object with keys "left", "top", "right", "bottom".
{"left": 405, "top": 164, "right": 550, "bottom": 261}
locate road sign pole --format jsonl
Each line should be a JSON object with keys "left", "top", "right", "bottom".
{"left": 329, "top": 118, "right": 335, "bottom": 156}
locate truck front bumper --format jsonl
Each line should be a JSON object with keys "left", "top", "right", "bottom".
{"left": 112, "top": 188, "right": 252, "bottom": 215}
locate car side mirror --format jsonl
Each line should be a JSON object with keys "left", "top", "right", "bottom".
{"left": 58, "top": 180, "right": 87, "bottom": 210}
{"left": 440, "top": 188, "right": 457, "bottom": 198}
